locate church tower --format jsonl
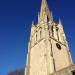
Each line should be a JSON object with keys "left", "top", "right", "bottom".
{"left": 24, "top": 0, "right": 74, "bottom": 75}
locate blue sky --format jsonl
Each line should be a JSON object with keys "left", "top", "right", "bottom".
{"left": 0, "top": 0, "right": 75, "bottom": 75}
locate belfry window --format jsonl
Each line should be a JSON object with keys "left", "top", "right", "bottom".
{"left": 36, "top": 34, "right": 37, "bottom": 41}
{"left": 56, "top": 27, "right": 58, "bottom": 31}
{"left": 51, "top": 25, "right": 54, "bottom": 37}
{"left": 72, "top": 70, "right": 75, "bottom": 75}
{"left": 40, "top": 30, "right": 41, "bottom": 39}
{"left": 47, "top": 16, "right": 49, "bottom": 22}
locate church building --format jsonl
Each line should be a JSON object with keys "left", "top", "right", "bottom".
{"left": 24, "top": 0, "right": 75, "bottom": 75}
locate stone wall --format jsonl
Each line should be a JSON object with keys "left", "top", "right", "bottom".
{"left": 50, "top": 65, "right": 75, "bottom": 75}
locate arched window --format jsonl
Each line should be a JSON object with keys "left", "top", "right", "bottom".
{"left": 47, "top": 16, "right": 49, "bottom": 22}
{"left": 51, "top": 25, "right": 54, "bottom": 36}
{"left": 56, "top": 27, "right": 58, "bottom": 31}
{"left": 36, "top": 34, "right": 37, "bottom": 42}
{"left": 40, "top": 30, "right": 41, "bottom": 39}
{"left": 72, "top": 70, "right": 75, "bottom": 75}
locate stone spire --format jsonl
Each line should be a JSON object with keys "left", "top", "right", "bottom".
{"left": 30, "top": 21, "right": 36, "bottom": 37}
{"left": 59, "top": 18, "right": 62, "bottom": 24}
{"left": 51, "top": 11, "right": 53, "bottom": 22}
{"left": 39, "top": 0, "right": 52, "bottom": 22}
{"left": 38, "top": 12, "right": 40, "bottom": 23}
{"left": 57, "top": 19, "right": 66, "bottom": 44}
{"left": 58, "top": 18, "right": 64, "bottom": 33}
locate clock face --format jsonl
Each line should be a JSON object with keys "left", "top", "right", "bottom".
{"left": 56, "top": 43, "right": 61, "bottom": 50}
